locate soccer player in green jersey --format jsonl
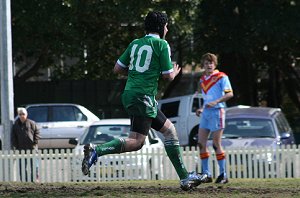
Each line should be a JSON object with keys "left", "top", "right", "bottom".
{"left": 82, "top": 11, "right": 205, "bottom": 190}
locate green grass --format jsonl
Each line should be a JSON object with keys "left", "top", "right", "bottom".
{"left": 1, "top": 179, "right": 300, "bottom": 197}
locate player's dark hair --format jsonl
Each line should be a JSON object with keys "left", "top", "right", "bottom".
{"left": 145, "top": 11, "right": 168, "bottom": 39}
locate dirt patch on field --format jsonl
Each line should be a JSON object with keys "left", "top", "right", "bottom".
{"left": 0, "top": 182, "right": 299, "bottom": 197}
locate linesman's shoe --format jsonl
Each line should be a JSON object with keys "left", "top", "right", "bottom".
{"left": 215, "top": 173, "right": 229, "bottom": 184}
{"left": 180, "top": 171, "right": 205, "bottom": 191}
{"left": 81, "top": 143, "right": 97, "bottom": 175}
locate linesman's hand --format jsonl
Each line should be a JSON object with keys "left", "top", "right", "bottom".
{"left": 196, "top": 108, "right": 203, "bottom": 117}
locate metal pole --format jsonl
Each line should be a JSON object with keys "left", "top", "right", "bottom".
{"left": 0, "top": 0, "right": 14, "bottom": 150}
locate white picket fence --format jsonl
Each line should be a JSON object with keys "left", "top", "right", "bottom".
{"left": 0, "top": 145, "right": 299, "bottom": 182}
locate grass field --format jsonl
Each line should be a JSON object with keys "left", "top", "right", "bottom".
{"left": 1, "top": 178, "right": 300, "bottom": 197}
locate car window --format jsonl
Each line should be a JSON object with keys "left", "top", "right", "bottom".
{"left": 74, "top": 107, "right": 87, "bottom": 121}
{"left": 27, "top": 106, "right": 48, "bottom": 122}
{"left": 81, "top": 125, "right": 130, "bottom": 145}
{"left": 51, "top": 106, "right": 87, "bottom": 122}
{"left": 51, "top": 106, "right": 75, "bottom": 121}
{"left": 275, "top": 112, "right": 291, "bottom": 134}
{"left": 222, "top": 118, "right": 275, "bottom": 138}
{"left": 161, "top": 101, "right": 179, "bottom": 118}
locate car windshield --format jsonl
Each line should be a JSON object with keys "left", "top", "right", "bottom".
{"left": 80, "top": 125, "right": 130, "bottom": 145}
{"left": 221, "top": 118, "right": 276, "bottom": 139}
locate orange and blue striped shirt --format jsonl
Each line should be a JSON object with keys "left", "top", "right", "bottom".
{"left": 199, "top": 70, "right": 232, "bottom": 108}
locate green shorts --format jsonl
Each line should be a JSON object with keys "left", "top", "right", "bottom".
{"left": 121, "top": 91, "right": 157, "bottom": 118}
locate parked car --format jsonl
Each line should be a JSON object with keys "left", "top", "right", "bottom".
{"left": 18, "top": 103, "right": 100, "bottom": 149}
{"left": 157, "top": 94, "right": 203, "bottom": 146}
{"left": 69, "top": 118, "right": 164, "bottom": 180}
{"left": 206, "top": 105, "right": 295, "bottom": 149}
{"left": 194, "top": 106, "right": 296, "bottom": 178}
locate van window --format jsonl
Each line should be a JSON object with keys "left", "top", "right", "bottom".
{"left": 161, "top": 101, "right": 179, "bottom": 118}
{"left": 27, "top": 106, "right": 48, "bottom": 122}
{"left": 192, "top": 97, "right": 203, "bottom": 112}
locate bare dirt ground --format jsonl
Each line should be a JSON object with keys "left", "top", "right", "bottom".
{"left": 1, "top": 180, "right": 300, "bottom": 198}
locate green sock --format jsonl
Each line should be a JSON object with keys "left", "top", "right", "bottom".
{"left": 165, "top": 145, "right": 189, "bottom": 179}
{"left": 95, "top": 138, "right": 126, "bottom": 156}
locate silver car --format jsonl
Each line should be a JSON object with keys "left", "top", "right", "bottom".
{"left": 204, "top": 106, "right": 295, "bottom": 177}
{"left": 24, "top": 103, "right": 100, "bottom": 149}
{"left": 69, "top": 119, "right": 164, "bottom": 180}
{"left": 208, "top": 105, "right": 295, "bottom": 149}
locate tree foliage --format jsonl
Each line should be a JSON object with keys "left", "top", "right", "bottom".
{"left": 193, "top": 0, "right": 300, "bottom": 109}
{"left": 12, "top": 0, "right": 199, "bottom": 82}
{"left": 11, "top": 0, "right": 300, "bottom": 113}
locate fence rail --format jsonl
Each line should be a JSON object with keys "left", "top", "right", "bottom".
{"left": 0, "top": 145, "right": 299, "bottom": 182}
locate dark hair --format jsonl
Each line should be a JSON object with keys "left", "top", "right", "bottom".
{"left": 145, "top": 11, "right": 168, "bottom": 38}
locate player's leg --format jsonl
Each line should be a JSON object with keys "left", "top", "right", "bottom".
{"left": 212, "top": 129, "right": 228, "bottom": 183}
{"left": 82, "top": 91, "right": 152, "bottom": 175}
{"left": 211, "top": 108, "right": 228, "bottom": 184}
{"left": 197, "top": 109, "right": 213, "bottom": 182}
{"left": 198, "top": 127, "right": 212, "bottom": 183}
{"left": 152, "top": 113, "right": 188, "bottom": 179}
{"left": 82, "top": 116, "right": 149, "bottom": 175}
{"left": 152, "top": 110, "right": 204, "bottom": 190}
{"left": 95, "top": 116, "right": 149, "bottom": 154}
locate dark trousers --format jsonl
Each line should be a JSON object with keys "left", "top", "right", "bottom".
{"left": 19, "top": 158, "right": 34, "bottom": 182}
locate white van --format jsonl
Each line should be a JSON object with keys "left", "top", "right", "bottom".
{"left": 157, "top": 94, "right": 203, "bottom": 146}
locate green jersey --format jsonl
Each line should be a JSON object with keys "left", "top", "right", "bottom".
{"left": 117, "top": 34, "right": 173, "bottom": 95}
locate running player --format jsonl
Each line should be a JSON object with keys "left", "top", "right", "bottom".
{"left": 196, "top": 53, "right": 233, "bottom": 184}
{"left": 82, "top": 11, "right": 205, "bottom": 190}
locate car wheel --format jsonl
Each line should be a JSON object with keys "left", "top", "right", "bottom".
{"left": 189, "top": 127, "right": 199, "bottom": 147}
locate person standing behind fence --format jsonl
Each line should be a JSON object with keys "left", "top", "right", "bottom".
{"left": 196, "top": 53, "right": 233, "bottom": 184}
{"left": 11, "top": 107, "right": 40, "bottom": 182}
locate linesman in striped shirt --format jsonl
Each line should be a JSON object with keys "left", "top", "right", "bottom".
{"left": 196, "top": 53, "right": 233, "bottom": 184}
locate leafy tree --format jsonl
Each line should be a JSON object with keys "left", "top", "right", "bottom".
{"left": 12, "top": 0, "right": 146, "bottom": 82}
{"left": 12, "top": 0, "right": 75, "bottom": 83}
{"left": 193, "top": 0, "right": 300, "bottom": 110}
{"left": 12, "top": 0, "right": 300, "bottom": 114}
{"left": 12, "top": 0, "right": 200, "bottom": 83}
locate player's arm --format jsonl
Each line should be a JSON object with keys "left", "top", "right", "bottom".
{"left": 114, "top": 42, "right": 132, "bottom": 76}
{"left": 162, "top": 63, "right": 181, "bottom": 81}
{"left": 160, "top": 42, "right": 181, "bottom": 81}
{"left": 205, "top": 91, "right": 233, "bottom": 108}
{"left": 196, "top": 107, "right": 204, "bottom": 117}
{"left": 214, "top": 91, "right": 233, "bottom": 104}
{"left": 216, "top": 76, "right": 234, "bottom": 104}
{"left": 113, "top": 61, "right": 128, "bottom": 75}
{"left": 195, "top": 81, "right": 204, "bottom": 117}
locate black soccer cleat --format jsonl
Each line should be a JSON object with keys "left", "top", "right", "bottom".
{"left": 215, "top": 173, "right": 229, "bottom": 184}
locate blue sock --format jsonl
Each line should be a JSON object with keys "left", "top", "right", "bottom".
{"left": 218, "top": 159, "right": 226, "bottom": 177}
{"left": 201, "top": 158, "right": 211, "bottom": 176}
